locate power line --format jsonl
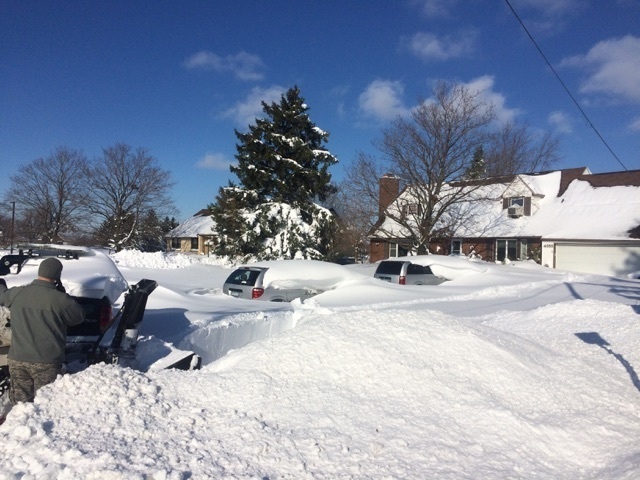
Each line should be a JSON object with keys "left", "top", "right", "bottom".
{"left": 504, "top": 0, "right": 628, "bottom": 171}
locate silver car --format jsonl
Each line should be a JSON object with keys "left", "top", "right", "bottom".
{"left": 223, "top": 266, "right": 319, "bottom": 302}
{"left": 374, "top": 260, "right": 445, "bottom": 285}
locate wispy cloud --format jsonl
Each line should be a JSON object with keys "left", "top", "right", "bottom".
{"left": 358, "top": 80, "right": 409, "bottom": 121}
{"left": 221, "top": 86, "right": 286, "bottom": 127}
{"left": 548, "top": 110, "right": 573, "bottom": 133}
{"left": 508, "top": 0, "right": 583, "bottom": 34}
{"left": 462, "top": 76, "right": 521, "bottom": 124}
{"left": 511, "top": 0, "right": 580, "bottom": 17}
{"left": 183, "top": 50, "right": 265, "bottom": 81}
{"left": 411, "top": 0, "right": 458, "bottom": 18}
{"left": 561, "top": 35, "right": 640, "bottom": 103}
{"left": 196, "top": 152, "right": 234, "bottom": 170}
{"left": 406, "top": 31, "right": 476, "bottom": 61}
{"left": 629, "top": 117, "right": 640, "bottom": 132}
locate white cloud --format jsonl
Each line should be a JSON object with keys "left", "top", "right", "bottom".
{"left": 507, "top": 0, "right": 584, "bottom": 34}
{"left": 221, "top": 86, "right": 286, "bottom": 127}
{"left": 196, "top": 152, "right": 234, "bottom": 170}
{"left": 548, "top": 110, "right": 573, "bottom": 133}
{"left": 407, "top": 31, "right": 476, "bottom": 61}
{"left": 512, "top": 0, "right": 579, "bottom": 17}
{"left": 461, "top": 76, "right": 521, "bottom": 124}
{"left": 183, "top": 50, "right": 265, "bottom": 81}
{"left": 412, "top": 0, "right": 457, "bottom": 17}
{"left": 629, "top": 117, "right": 640, "bottom": 132}
{"left": 358, "top": 80, "right": 409, "bottom": 121}
{"left": 561, "top": 35, "right": 640, "bottom": 103}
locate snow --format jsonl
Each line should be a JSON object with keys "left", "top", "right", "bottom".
{"left": 1, "top": 247, "right": 129, "bottom": 304}
{"left": 1, "top": 250, "right": 640, "bottom": 478}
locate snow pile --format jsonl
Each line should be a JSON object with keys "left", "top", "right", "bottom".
{"left": 1, "top": 249, "right": 640, "bottom": 478}
{"left": 112, "top": 249, "right": 233, "bottom": 269}
{"left": 252, "top": 259, "right": 370, "bottom": 291}
{"left": 399, "top": 254, "right": 489, "bottom": 280}
{"left": 3, "top": 248, "right": 129, "bottom": 304}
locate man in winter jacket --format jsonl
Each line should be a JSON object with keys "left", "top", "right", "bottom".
{"left": 0, "top": 257, "right": 84, "bottom": 404}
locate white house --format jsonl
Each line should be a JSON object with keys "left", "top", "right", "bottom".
{"left": 369, "top": 167, "right": 640, "bottom": 277}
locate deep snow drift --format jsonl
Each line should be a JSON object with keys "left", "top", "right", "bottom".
{"left": 1, "top": 251, "right": 640, "bottom": 479}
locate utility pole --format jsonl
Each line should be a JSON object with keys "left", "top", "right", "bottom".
{"left": 10, "top": 201, "right": 15, "bottom": 254}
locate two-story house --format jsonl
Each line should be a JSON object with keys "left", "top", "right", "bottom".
{"left": 369, "top": 167, "right": 640, "bottom": 277}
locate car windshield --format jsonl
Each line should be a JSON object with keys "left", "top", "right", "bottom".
{"left": 225, "top": 269, "right": 262, "bottom": 286}
{"left": 375, "top": 261, "right": 404, "bottom": 275}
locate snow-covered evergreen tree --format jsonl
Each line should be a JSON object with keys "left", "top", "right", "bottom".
{"left": 211, "top": 86, "right": 338, "bottom": 261}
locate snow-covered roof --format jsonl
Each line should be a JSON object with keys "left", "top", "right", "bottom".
{"left": 167, "top": 213, "right": 214, "bottom": 238}
{"left": 374, "top": 169, "right": 640, "bottom": 241}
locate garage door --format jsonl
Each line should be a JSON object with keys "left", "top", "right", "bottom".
{"left": 555, "top": 243, "right": 640, "bottom": 276}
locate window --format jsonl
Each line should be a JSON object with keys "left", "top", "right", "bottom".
{"left": 403, "top": 203, "right": 421, "bottom": 215}
{"left": 510, "top": 197, "right": 524, "bottom": 207}
{"left": 520, "top": 239, "right": 528, "bottom": 259}
{"left": 170, "top": 237, "right": 180, "bottom": 250}
{"left": 191, "top": 238, "right": 198, "bottom": 250}
{"left": 451, "top": 240, "right": 461, "bottom": 255}
{"left": 388, "top": 243, "right": 409, "bottom": 258}
{"left": 496, "top": 239, "right": 518, "bottom": 262}
{"left": 407, "top": 263, "right": 433, "bottom": 275}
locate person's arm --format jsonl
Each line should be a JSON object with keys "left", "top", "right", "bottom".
{"left": 63, "top": 296, "right": 86, "bottom": 327}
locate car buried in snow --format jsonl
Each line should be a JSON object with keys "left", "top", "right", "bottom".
{"left": 223, "top": 266, "right": 321, "bottom": 302}
{"left": 222, "top": 259, "right": 368, "bottom": 302}
{"left": 374, "top": 259, "right": 446, "bottom": 286}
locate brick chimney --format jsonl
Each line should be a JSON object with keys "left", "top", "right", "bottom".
{"left": 379, "top": 173, "right": 400, "bottom": 216}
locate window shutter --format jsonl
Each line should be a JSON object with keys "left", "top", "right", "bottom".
{"left": 524, "top": 197, "right": 531, "bottom": 216}
{"left": 502, "top": 198, "right": 509, "bottom": 209}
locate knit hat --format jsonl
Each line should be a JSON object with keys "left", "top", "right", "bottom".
{"left": 38, "top": 257, "right": 63, "bottom": 280}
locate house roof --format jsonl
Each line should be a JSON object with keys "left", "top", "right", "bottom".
{"left": 167, "top": 212, "right": 214, "bottom": 238}
{"left": 372, "top": 168, "right": 640, "bottom": 242}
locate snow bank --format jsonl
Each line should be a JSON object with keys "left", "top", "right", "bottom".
{"left": 2, "top": 299, "right": 640, "bottom": 478}
{"left": 112, "top": 250, "right": 233, "bottom": 269}
{"left": 250, "top": 259, "right": 370, "bottom": 291}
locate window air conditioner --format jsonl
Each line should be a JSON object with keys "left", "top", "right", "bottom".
{"left": 507, "top": 206, "right": 524, "bottom": 217}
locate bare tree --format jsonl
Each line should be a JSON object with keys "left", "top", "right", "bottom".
{"left": 484, "top": 121, "right": 561, "bottom": 176}
{"left": 346, "top": 82, "right": 496, "bottom": 254}
{"left": 327, "top": 184, "right": 376, "bottom": 261}
{"left": 85, "top": 143, "right": 175, "bottom": 251}
{"left": 345, "top": 82, "right": 563, "bottom": 255}
{"left": 5, "top": 147, "right": 90, "bottom": 243}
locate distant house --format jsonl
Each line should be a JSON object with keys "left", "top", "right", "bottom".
{"left": 369, "top": 167, "right": 640, "bottom": 277}
{"left": 166, "top": 209, "right": 215, "bottom": 255}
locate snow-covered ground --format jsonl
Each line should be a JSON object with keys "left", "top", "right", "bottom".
{"left": 1, "top": 250, "right": 640, "bottom": 479}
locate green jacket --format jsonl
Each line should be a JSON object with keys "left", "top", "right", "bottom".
{"left": 0, "top": 279, "right": 84, "bottom": 364}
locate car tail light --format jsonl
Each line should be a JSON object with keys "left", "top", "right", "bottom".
{"left": 399, "top": 276, "right": 406, "bottom": 285}
{"left": 252, "top": 288, "right": 265, "bottom": 299}
{"left": 99, "top": 303, "right": 113, "bottom": 332}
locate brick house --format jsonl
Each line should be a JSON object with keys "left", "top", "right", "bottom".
{"left": 369, "top": 168, "right": 640, "bottom": 277}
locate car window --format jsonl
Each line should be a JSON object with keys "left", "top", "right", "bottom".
{"left": 375, "top": 261, "right": 404, "bottom": 275}
{"left": 225, "top": 269, "right": 262, "bottom": 286}
{"left": 407, "top": 263, "right": 433, "bottom": 275}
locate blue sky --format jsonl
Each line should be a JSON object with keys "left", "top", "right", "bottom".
{"left": 1, "top": 0, "right": 639, "bottom": 221}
